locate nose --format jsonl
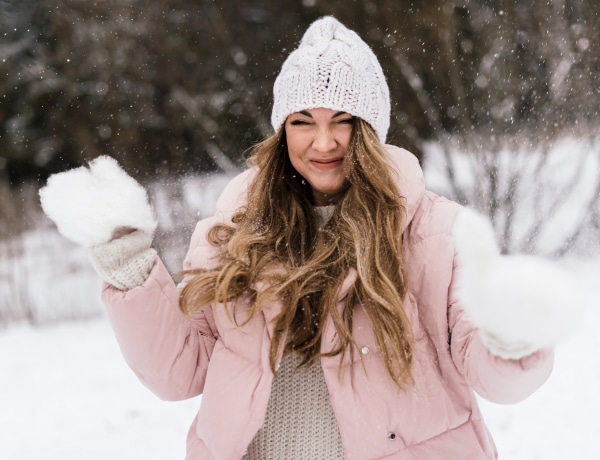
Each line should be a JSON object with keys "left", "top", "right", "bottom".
{"left": 312, "top": 127, "right": 337, "bottom": 152}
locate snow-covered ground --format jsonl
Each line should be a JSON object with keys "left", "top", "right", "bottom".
{"left": 0, "top": 317, "right": 199, "bottom": 460}
{"left": 1, "top": 256, "right": 599, "bottom": 460}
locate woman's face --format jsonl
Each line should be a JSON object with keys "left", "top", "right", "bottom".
{"left": 285, "top": 107, "right": 353, "bottom": 206}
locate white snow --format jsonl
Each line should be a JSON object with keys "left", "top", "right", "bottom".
{"left": 0, "top": 317, "right": 199, "bottom": 460}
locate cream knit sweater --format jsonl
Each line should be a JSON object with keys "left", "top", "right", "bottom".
{"left": 244, "top": 353, "right": 344, "bottom": 459}
{"left": 244, "top": 205, "right": 344, "bottom": 459}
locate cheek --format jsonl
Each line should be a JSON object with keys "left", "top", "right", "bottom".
{"left": 286, "top": 147, "right": 303, "bottom": 172}
{"left": 286, "top": 139, "right": 308, "bottom": 169}
{"left": 332, "top": 123, "right": 353, "bottom": 148}
{"left": 284, "top": 131, "right": 301, "bottom": 158}
{"left": 339, "top": 130, "right": 352, "bottom": 149}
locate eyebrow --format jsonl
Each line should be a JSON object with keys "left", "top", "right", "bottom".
{"left": 298, "top": 110, "right": 349, "bottom": 118}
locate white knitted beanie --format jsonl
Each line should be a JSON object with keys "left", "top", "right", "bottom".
{"left": 271, "top": 16, "right": 390, "bottom": 143}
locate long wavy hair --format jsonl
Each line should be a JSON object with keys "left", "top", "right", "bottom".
{"left": 180, "top": 118, "right": 414, "bottom": 388}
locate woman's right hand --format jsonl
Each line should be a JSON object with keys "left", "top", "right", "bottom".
{"left": 39, "top": 155, "right": 157, "bottom": 247}
{"left": 39, "top": 156, "right": 159, "bottom": 290}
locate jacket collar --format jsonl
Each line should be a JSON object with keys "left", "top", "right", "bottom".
{"left": 231, "top": 145, "right": 426, "bottom": 343}
{"left": 215, "top": 145, "right": 425, "bottom": 234}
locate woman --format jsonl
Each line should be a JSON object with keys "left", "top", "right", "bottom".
{"left": 40, "top": 16, "right": 579, "bottom": 460}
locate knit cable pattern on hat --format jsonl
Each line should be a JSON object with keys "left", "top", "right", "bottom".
{"left": 271, "top": 16, "right": 390, "bottom": 143}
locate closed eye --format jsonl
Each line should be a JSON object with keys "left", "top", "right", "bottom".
{"left": 338, "top": 118, "right": 354, "bottom": 124}
{"left": 290, "top": 119, "right": 311, "bottom": 126}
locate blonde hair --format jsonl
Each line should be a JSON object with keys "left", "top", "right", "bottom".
{"left": 180, "top": 119, "right": 414, "bottom": 387}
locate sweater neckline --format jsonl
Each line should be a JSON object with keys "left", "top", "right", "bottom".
{"left": 313, "top": 205, "right": 336, "bottom": 229}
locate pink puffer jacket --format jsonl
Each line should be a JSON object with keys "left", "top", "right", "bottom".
{"left": 103, "top": 145, "right": 553, "bottom": 460}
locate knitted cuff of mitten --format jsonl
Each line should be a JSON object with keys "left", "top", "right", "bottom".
{"left": 88, "top": 230, "right": 157, "bottom": 291}
{"left": 479, "top": 330, "right": 539, "bottom": 360}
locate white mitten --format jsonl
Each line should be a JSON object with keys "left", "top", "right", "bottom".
{"left": 39, "top": 155, "right": 157, "bottom": 247}
{"left": 452, "top": 208, "right": 583, "bottom": 359}
{"left": 40, "top": 156, "right": 158, "bottom": 290}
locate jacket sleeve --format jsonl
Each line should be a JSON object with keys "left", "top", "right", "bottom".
{"left": 101, "top": 168, "right": 256, "bottom": 401}
{"left": 102, "top": 216, "right": 221, "bottom": 401}
{"left": 447, "top": 252, "right": 554, "bottom": 404}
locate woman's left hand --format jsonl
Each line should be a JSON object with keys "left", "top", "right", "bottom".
{"left": 451, "top": 207, "right": 584, "bottom": 359}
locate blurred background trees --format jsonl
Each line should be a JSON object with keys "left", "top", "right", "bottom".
{"left": 1, "top": 0, "right": 599, "bottom": 252}
{"left": 3, "top": 0, "right": 598, "bottom": 181}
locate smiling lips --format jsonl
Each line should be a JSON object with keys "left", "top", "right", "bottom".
{"left": 310, "top": 157, "right": 344, "bottom": 170}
